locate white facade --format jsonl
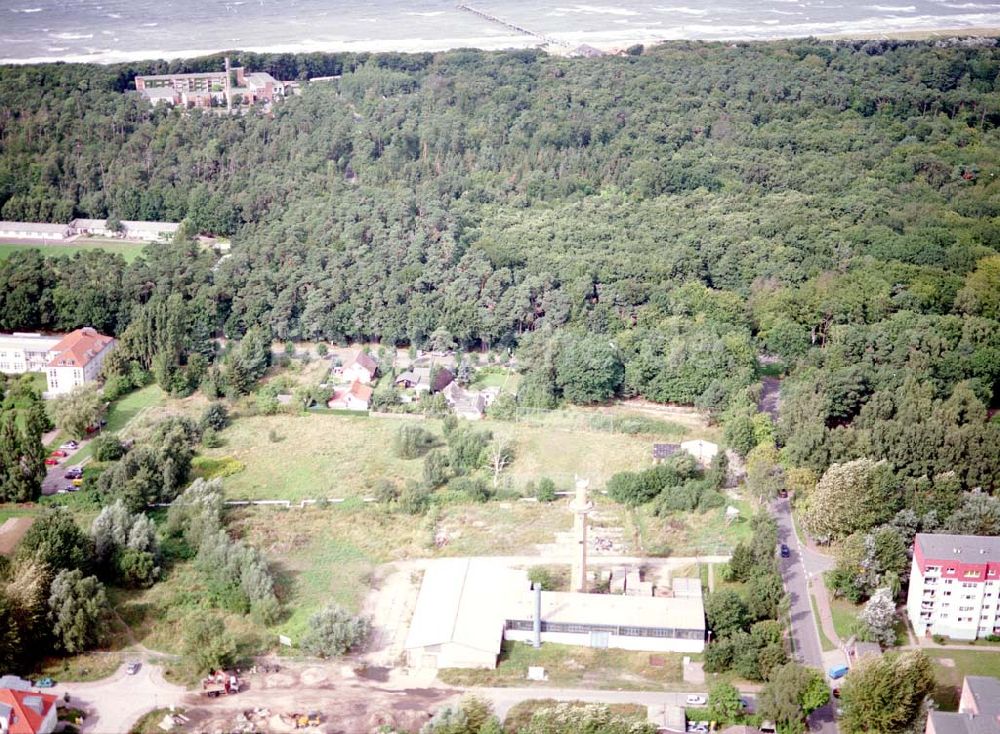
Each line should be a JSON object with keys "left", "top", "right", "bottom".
{"left": 504, "top": 588, "right": 706, "bottom": 655}
{"left": 43, "top": 328, "right": 116, "bottom": 396}
{"left": 907, "top": 534, "right": 1000, "bottom": 641}
{"left": 0, "top": 333, "right": 61, "bottom": 374}
{"left": 0, "top": 221, "right": 71, "bottom": 240}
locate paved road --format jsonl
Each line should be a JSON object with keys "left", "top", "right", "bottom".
{"left": 53, "top": 661, "right": 186, "bottom": 734}
{"left": 773, "top": 497, "right": 839, "bottom": 734}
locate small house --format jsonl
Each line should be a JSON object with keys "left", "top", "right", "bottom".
{"left": 327, "top": 380, "right": 372, "bottom": 412}
{"left": 395, "top": 367, "right": 431, "bottom": 392}
{"left": 0, "top": 677, "right": 57, "bottom": 734}
{"left": 342, "top": 351, "right": 378, "bottom": 384}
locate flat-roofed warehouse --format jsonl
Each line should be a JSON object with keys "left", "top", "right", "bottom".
{"left": 404, "top": 558, "right": 528, "bottom": 669}
{"left": 404, "top": 559, "right": 707, "bottom": 670}
{"left": 505, "top": 587, "right": 706, "bottom": 654}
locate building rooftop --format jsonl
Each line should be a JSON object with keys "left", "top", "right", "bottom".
{"left": 653, "top": 443, "right": 680, "bottom": 459}
{"left": 507, "top": 588, "right": 706, "bottom": 632}
{"left": 405, "top": 559, "right": 528, "bottom": 655}
{"left": 928, "top": 711, "right": 1000, "bottom": 734}
{"left": 916, "top": 533, "right": 1000, "bottom": 561}
{"left": 349, "top": 380, "right": 373, "bottom": 402}
{"left": 48, "top": 327, "right": 114, "bottom": 369}
{"left": 346, "top": 351, "right": 378, "bottom": 377}
{"left": 966, "top": 676, "right": 1000, "bottom": 716}
{"left": 0, "top": 333, "right": 62, "bottom": 352}
{"left": 0, "top": 221, "right": 68, "bottom": 234}
{"left": 0, "top": 687, "right": 57, "bottom": 734}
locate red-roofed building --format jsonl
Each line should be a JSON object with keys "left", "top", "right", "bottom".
{"left": 0, "top": 685, "right": 58, "bottom": 734}
{"left": 342, "top": 351, "right": 378, "bottom": 384}
{"left": 45, "top": 327, "right": 116, "bottom": 396}
{"left": 327, "top": 380, "right": 373, "bottom": 412}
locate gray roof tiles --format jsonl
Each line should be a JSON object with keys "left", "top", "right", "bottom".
{"left": 916, "top": 533, "right": 1000, "bottom": 562}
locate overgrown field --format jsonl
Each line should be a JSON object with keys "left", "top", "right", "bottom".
{"left": 202, "top": 408, "right": 710, "bottom": 500}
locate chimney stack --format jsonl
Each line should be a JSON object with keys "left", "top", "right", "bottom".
{"left": 533, "top": 583, "right": 542, "bottom": 649}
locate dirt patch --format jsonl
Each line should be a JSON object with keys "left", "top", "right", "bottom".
{"left": 0, "top": 517, "right": 34, "bottom": 555}
{"left": 937, "top": 657, "right": 956, "bottom": 668}
{"left": 300, "top": 667, "right": 330, "bottom": 687}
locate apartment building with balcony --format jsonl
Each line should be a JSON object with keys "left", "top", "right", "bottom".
{"left": 907, "top": 533, "right": 1000, "bottom": 641}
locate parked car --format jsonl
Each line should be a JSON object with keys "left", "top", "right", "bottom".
{"left": 780, "top": 544, "right": 791, "bottom": 558}
{"left": 126, "top": 662, "right": 141, "bottom": 675}
{"left": 50, "top": 450, "right": 68, "bottom": 458}
{"left": 71, "top": 478, "right": 84, "bottom": 487}
{"left": 778, "top": 488, "right": 788, "bottom": 498}
{"left": 34, "top": 678, "right": 55, "bottom": 688}
{"left": 64, "top": 468, "right": 83, "bottom": 479}
{"left": 44, "top": 457, "right": 60, "bottom": 466}
{"left": 65, "top": 485, "right": 79, "bottom": 493}
{"left": 832, "top": 688, "right": 841, "bottom": 698}
{"left": 829, "top": 665, "right": 849, "bottom": 680}
{"left": 59, "top": 441, "right": 79, "bottom": 450}
{"left": 685, "top": 694, "right": 707, "bottom": 706}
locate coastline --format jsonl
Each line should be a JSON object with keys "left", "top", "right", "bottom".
{"left": 1, "top": 25, "right": 998, "bottom": 66}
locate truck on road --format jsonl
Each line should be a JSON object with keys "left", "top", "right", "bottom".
{"left": 202, "top": 670, "right": 240, "bottom": 697}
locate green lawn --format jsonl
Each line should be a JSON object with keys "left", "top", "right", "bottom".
{"left": 927, "top": 649, "right": 1000, "bottom": 710}
{"left": 830, "top": 596, "right": 860, "bottom": 641}
{"left": 71, "top": 385, "right": 165, "bottom": 463}
{"left": 0, "top": 242, "right": 147, "bottom": 263}
{"left": 811, "top": 592, "right": 837, "bottom": 652}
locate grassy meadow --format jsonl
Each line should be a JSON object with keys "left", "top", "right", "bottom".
{"left": 0, "top": 241, "right": 147, "bottom": 263}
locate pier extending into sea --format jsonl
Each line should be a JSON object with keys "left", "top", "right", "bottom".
{"left": 457, "top": 3, "right": 570, "bottom": 49}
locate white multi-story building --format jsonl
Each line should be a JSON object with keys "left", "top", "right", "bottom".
{"left": 907, "top": 533, "right": 1000, "bottom": 641}
{"left": 44, "top": 327, "right": 115, "bottom": 396}
{"left": 0, "top": 333, "right": 62, "bottom": 374}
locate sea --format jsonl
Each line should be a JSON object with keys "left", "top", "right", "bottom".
{"left": 2, "top": 0, "right": 1000, "bottom": 65}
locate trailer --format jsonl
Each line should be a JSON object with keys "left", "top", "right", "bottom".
{"left": 202, "top": 670, "right": 241, "bottom": 697}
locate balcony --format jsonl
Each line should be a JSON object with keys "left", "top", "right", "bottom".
{"left": 924, "top": 577, "right": 938, "bottom": 585}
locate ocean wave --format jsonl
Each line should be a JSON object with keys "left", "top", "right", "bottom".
{"left": 141, "top": 22, "right": 158, "bottom": 27}
{"left": 106, "top": 12, "right": 121, "bottom": 18}
{"left": 556, "top": 5, "right": 640, "bottom": 16}
{"left": 404, "top": 11, "right": 446, "bottom": 17}
{"left": 654, "top": 6, "right": 710, "bottom": 16}
{"left": 11, "top": 7, "right": 44, "bottom": 13}
{"left": 869, "top": 4, "right": 916, "bottom": 10}
{"left": 49, "top": 32, "right": 93, "bottom": 40}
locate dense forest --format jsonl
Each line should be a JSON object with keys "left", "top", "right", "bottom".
{"left": 0, "top": 39, "right": 998, "bottom": 490}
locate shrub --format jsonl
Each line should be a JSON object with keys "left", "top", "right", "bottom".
{"left": 300, "top": 604, "right": 371, "bottom": 658}
{"left": 316, "top": 343, "right": 329, "bottom": 357}
{"left": 933, "top": 634, "right": 947, "bottom": 645}
{"left": 536, "top": 477, "right": 557, "bottom": 502}
{"left": 393, "top": 424, "right": 438, "bottom": 459}
{"left": 182, "top": 612, "right": 237, "bottom": 673}
{"left": 449, "top": 476, "right": 490, "bottom": 502}
{"left": 92, "top": 433, "right": 126, "bottom": 462}
{"left": 528, "top": 566, "right": 557, "bottom": 590}
{"left": 200, "top": 402, "right": 230, "bottom": 432}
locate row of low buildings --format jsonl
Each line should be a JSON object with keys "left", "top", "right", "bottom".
{"left": 0, "top": 219, "right": 179, "bottom": 243}
{"left": 135, "top": 62, "right": 297, "bottom": 109}
{"left": 403, "top": 558, "right": 706, "bottom": 670}
{"left": 0, "top": 328, "right": 116, "bottom": 396}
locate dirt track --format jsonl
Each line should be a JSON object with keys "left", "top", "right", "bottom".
{"left": 0, "top": 516, "right": 35, "bottom": 555}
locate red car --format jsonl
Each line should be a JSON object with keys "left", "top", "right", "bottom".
{"left": 50, "top": 450, "right": 68, "bottom": 458}
{"left": 44, "top": 457, "right": 60, "bottom": 466}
